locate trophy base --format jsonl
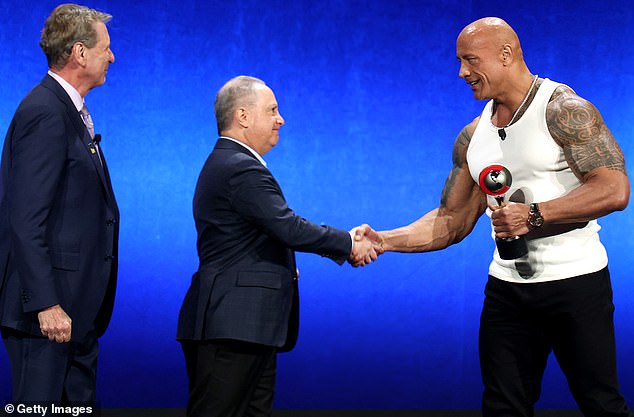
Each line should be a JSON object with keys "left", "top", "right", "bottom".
{"left": 496, "top": 236, "right": 528, "bottom": 260}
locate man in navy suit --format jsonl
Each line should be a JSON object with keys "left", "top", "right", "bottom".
{"left": 0, "top": 4, "right": 118, "bottom": 404}
{"left": 177, "top": 75, "right": 380, "bottom": 417}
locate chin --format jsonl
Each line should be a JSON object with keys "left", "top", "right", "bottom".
{"left": 92, "top": 79, "right": 106, "bottom": 90}
{"left": 473, "top": 91, "right": 490, "bottom": 101}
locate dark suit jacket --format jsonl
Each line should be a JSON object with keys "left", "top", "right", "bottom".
{"left": 0, "top": 74, "right": 119, "bottom": 340}
{"left": 177, "top": 138, "right": 351, "bottom": 351}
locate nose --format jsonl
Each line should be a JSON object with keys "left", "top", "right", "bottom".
{"left": 277, "top": 113, "right": 285, "bottom": 126}
{"left": 108, "top": 48, "right": 115, "bottom": 64}
{"left": 459, "top": 62, "right": 469, "bottom": 79}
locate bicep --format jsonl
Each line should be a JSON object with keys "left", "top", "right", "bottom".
{"left": 405, "top": 126, "right": 487, "bottom": 246}
{"left": 439, "top": 126, "right": 487, "bottom": 229}
{"left": 438, "top": 167, "right": 487, "bottom": 240}
{"left": 547, "top": 88, "right": 626, "bottom": 181}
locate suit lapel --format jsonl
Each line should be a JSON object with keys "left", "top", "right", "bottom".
{"left": 41, "top": 75, "right": 115, "bottom": 209}
{"left": 99, "top": 148, "right": 119, "bottom": 217}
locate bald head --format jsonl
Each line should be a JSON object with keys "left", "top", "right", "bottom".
{"left": 458, "top": 17, "right": 524, "bottom": 62}
{"left": 456, "top": 17, "right": 532, "bottom": 101}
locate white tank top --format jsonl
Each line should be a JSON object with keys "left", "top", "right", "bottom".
{"left": 466, "top": 78, "right": 607, "bottom": 283}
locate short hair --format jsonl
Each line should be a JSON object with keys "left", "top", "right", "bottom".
{"left": 40, "top": 3, "right": 112, "bottom": 69}
{"left": 214, "top": 76, "right": 267, "bottom": 134}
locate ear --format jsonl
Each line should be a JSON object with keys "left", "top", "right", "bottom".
{"left": 500, "top": 44, "right": 513, "bottom": 66}
{"left": 70, "top": 42, "right": 88, "bottom": 66}
{"left": 236, "top": 107, "right": 249, "bottom": 128}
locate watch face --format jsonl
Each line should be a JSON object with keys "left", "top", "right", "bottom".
{"left": 530, "top": 212, "right": 544, "bottom": 227}
{"left": 528, "top": 203, "right": 543, "bottom": 228}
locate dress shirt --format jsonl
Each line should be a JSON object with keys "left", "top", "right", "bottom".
{"left": 47, "top": 70, "right": 84, "bottom": 112}
{"left": 219, "top": 136, "right": 267, "bottom": 167}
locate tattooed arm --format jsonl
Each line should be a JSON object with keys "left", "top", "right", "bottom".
{"left": 491, "top": 86, "right": 629, "bottom": 239}
{"left": 543, "top": 86, "right": 629, "bottom": 222}
{"left": 377, "top": 119, "right": 488, "bottom": 253}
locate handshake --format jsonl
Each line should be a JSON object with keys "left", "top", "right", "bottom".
{"left": 348, "top": 224, "right": 384, "bottom": 267}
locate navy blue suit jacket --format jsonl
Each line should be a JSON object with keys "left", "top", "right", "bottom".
{"left": 177, "top": 138, "right": 351, "bottom": 351}
{"left": 0, "top": 74, "right": 119, "bottom": 340}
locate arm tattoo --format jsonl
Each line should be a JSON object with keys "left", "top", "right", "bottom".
{"left": 547, "top": 86, "right": 626, "bottom": 179}
{"left": 440, "top": 126, "right": 471, "bottom": 207}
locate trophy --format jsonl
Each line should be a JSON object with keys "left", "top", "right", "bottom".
{"left": 478, "top": 165, "right": 528, "bottom": 260}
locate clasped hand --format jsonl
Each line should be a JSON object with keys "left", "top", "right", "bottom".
{"left": 38, "top": 304, "right": 72, "bottom": 343}
{"left": 488, "top": 202, "right": 530, "bottom": 239}
{"left": 348, "top": 224, "right": 384, "bottom": 267}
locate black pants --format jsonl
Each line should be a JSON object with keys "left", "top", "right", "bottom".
{"left": 1, "top": 327, "right": 99, "bottom": 404}
{"left": 181, "top": 339, "right": 277, "bottom": 417}
{"left": 480, "top": 268, "right": 633, "bottom": 417}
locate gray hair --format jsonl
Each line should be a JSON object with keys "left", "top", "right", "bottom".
{"left": 40, "top": 3, "right": 112, "bottom": 69}
{"left": 214, "top": 76, "right": 267, "bottom": 134}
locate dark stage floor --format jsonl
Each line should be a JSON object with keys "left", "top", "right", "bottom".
{"left": 97, "top": 409, "right": 583, "bottom": 417}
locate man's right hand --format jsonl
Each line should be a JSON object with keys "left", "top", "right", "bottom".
{"left": 38, "top": 304, "right": 72, "bottom": 343}
{"left": 348, "top": 224, "right": 384, "bottom": 267}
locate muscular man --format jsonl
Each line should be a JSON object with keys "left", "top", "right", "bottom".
{"left": 361, "top": 17, "right": 631, "bottom": 417}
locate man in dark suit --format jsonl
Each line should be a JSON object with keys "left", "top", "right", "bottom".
{"left": 177, "top": 75, "right": 379, "bottom": 417}
{"left": 0, "top": 4, "right": 118, "bottom": 403}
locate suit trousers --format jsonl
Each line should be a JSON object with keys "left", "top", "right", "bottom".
{"left": 1, "top": 327, "right": 99, "bottom": 404}
{"left": 480, "top": 268, "right": 633, "bottom": 417}
{"left": 181, "top": 339, "right": 277, "bottom": 417}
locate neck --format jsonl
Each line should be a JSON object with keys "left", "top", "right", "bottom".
{"left": 493, "top": 73, "right": 538, "bottom": 128}
{"left": 51, "top": 67, "right": 90, "bottom": 97}
{"left": 221, "top": 131, "right": 265, "bottom": 156}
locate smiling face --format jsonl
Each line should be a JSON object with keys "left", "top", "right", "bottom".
{"left": 243, "top": 85, "right": 285, "bottom": 156}
{"left": 456, "top": 29, "right": 505, "bottom": 101}
{"left": 83, "top": 21, "right": 115, "bottom": 90}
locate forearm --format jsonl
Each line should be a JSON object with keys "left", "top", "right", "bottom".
{"left": 540, "top": 169, "right": 629, "bottom": 224}
{"left": 379, "top": 208, "right": 467, "bottom": 253}
{"left": 373, "top": 122, "right": 486, "bottom": 253}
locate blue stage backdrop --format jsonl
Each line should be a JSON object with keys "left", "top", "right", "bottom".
{"left": 1, "top": 0, "right": 633, "bottom": 410}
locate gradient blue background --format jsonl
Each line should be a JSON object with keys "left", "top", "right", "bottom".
{"left": 1, "top": 0, "right": 633, "bottom": 410}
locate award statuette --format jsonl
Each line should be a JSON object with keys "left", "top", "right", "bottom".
{"left": 478, "top": 165, "right": 528, "bottom": 260}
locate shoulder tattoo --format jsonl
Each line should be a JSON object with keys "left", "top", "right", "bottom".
{"left": 547, "top": 86, "right": 626, "bottom": 178}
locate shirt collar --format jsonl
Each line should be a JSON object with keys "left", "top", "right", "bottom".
{"left": 47, "top": 70, "right": 85, "bottom": 112}
{"left": 220, "top": 136, "right": 267, "bottom": 167}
